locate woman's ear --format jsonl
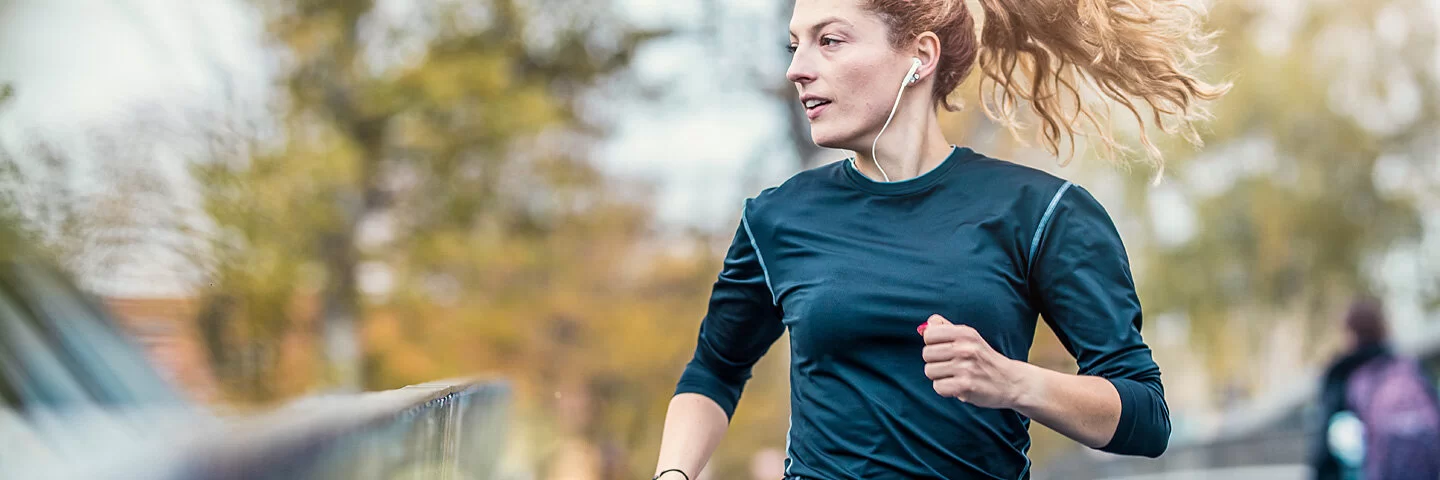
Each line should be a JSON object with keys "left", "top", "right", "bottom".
{"left": 912, "top": 31, "right": 942, "bottom": 84}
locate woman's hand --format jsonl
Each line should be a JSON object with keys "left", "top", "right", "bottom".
{"left": 918, "top": 314, "right": 1035, "bottom": 409}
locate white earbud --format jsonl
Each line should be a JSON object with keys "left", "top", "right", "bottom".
{"left": 905, "top": 57, "right": 922, "bottom": 86}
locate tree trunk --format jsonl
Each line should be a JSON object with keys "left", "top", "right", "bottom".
{"left": 318, "top": 220, "right": 362, "bottom": 391}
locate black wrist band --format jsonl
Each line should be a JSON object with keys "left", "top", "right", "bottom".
{"left": 653, "top": 468, "right": 690, "bottom": 480}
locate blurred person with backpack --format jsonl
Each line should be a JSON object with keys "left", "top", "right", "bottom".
{"left": 1311, "top": 297, "right": 1440, "bottom": 480}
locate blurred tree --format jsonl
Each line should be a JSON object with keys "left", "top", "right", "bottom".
{"left": 1126, "top": 0, "right": 1438, "bottom": 397}
{"left": 193, "top": 0, "right": 665, "bottom": 399}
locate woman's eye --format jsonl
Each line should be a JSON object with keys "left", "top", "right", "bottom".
{"left": 788, "top": 36, "right": 840, "bottom": 54}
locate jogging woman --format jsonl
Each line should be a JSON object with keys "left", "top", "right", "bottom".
{"left": 653, "top": 0, "right": 1229, "bottom": 478}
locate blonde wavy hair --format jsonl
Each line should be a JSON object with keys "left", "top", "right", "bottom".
{"left": 865, "top": 0, "right": 1232, "bottom": 174}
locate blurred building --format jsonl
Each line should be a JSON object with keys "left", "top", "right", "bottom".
{"left": 103, "top": 296, "right": 220, "bottom": 404}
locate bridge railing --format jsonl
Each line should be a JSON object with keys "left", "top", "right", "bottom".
{"left": 0, "top": 246, "right": 516, "bottom": 480}
{"left": 159, "top": 379, "right": 513, "bottom": 480}
{"left": 4, "top": 376, "right": 515, "bottom": 480}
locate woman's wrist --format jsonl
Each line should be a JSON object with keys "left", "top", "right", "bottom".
{"left": 1004, "top": 359, "right": 1049, "bottom": 414}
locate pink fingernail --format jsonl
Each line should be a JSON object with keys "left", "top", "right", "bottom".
{"left": 917, "top": 323, "right": 928, "bottom": 335}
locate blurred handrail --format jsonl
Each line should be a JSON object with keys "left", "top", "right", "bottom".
{"left": 0, "top": 226, "right": 516, "bottom": 479}
{"left": 116, "top": 378, "right": 514, "bottom": 480}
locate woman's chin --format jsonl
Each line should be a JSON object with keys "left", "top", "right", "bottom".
{"left": 808, "top": 127, "right": 859, "bottom": 152}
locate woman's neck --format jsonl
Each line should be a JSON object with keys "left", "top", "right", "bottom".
{"left": 851, "top": 109, "right": 954, "bottom": 182}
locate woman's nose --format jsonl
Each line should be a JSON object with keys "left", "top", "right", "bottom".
{"left": 786, "top": 52, "right": 816, "bottom": 85}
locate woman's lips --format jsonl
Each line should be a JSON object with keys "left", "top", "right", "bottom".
{"left": 805, "top": 101, "right": 830, "bottom": 120}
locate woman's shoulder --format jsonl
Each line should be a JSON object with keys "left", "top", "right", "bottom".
{"left": 962, "top": 152, "right": 1072, "bottom": 193}
{"left": 956, "top": 152, "right": 1111, "bottom": 221}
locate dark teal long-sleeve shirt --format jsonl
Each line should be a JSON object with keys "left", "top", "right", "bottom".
{"left": 675, "top": 146, "right": 1169, "bottom": 479}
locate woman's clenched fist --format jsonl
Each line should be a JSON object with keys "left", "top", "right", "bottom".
{"left": 918, "top": 314, "right": 1030, "bottom": 409}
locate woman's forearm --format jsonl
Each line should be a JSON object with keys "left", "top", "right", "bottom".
{"left": 1009, "top": 362, "right": 1121, "bottom": 449}
{"left": 653, "top": 393, "right": 731, "bottom": 479}
{"left": 919, "top": 316, "right": 1168, "bottom": 456}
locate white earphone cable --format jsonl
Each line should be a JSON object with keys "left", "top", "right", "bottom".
{"left": 869, "top": 60, "right": 919, "bottom": 183}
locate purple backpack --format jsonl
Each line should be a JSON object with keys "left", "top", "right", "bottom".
{"left": 1345, "top": 355, "right": 1440, "bottom": 479}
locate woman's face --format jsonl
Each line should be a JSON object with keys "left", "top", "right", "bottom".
{"left": 787, "top": 0, "right": 914, "bottom": 151}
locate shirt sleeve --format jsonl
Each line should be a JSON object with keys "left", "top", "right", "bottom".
{"left": 673, "top": 211, "right": 786, "bottom": 420}
{"left": 1029, "top": 183, "right": 1171, "bottom": 458}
